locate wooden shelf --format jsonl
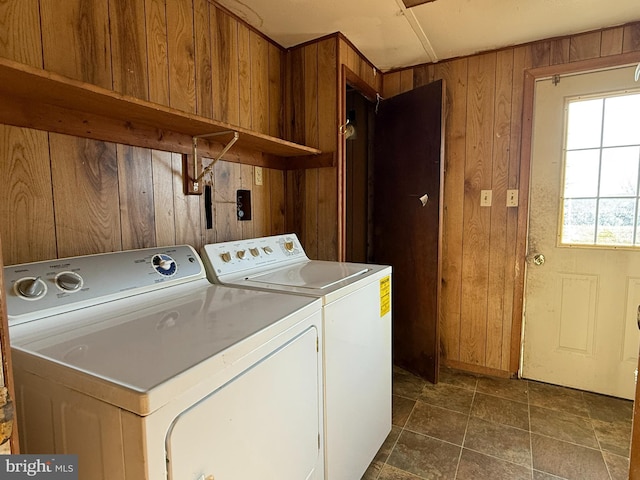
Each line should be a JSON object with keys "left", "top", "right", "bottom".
{"left": 0, "top": 57, "right": 332, "bottom": 169}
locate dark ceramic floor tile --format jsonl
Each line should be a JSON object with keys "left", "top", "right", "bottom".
{"left": 533, "top": 471, "right": 568, "bottom": 479}
{"left": 362, "top": 426, "right": 403, "bottom": 479}
{"left": 592, "top": 418, "right": 631, "bottom": 457}
{"left": 529, "top": 405, "right": 598, "bottom": 448}
{"left": 583, "top": 391, "right": 633, "bottom": 423}
{"left": 528, "top": 381, "right": 590, "bottom": 417}
{"left": 376, "top": 464, "right": 425, "bottom": 480}
{"left": 393, "top": 395, "right": 415, "bottom": 427}
{"left": 531, "top": 433, "right": 609, "bottom": 480}
{"left": 456, "top": 448, "right": 532, "bottom": 480}
{"left": 439, "top": 367, "right": 478, "bottom": 391}
{"left": 476, "top": 375, "right": 528, "bottom": 403}
{"left": 464, "top": 416, "right": 531, "bottom": 466}
{"left": 418, "top": 382, "right": 475, "bottom": 414}
{"left": 471, "top": 392, "right": 530, "bottom": 430}
{"left": 602, "top": 450, "right": 630, "bottom": 480}
{"left": 393, "top": 367, "right": 427, "bottom": 400}
{"left": 387, "top": 430, "right": 460, "bottom": 480}
{"left": 405, "top": 400, "right": 469, "bottom": 445}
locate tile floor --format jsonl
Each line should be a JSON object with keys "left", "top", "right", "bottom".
{"left": 363, "top": 366, "right": 633, "bottom": 480}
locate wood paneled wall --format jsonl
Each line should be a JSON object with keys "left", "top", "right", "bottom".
{"left": 285, "top": 34, "right": 382, "bottom": 260}
{"left": 0, "top": 0, "right": 287, "bottom": 266}
{"left": 383, "top": 22, "right": 640, "bottom": 375}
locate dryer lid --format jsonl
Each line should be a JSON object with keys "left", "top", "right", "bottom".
{"left": 248, "top": 261, "right": 369, "bottom": 290}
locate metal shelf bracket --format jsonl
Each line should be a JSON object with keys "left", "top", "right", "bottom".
{"left": 191, "top": 131, "right": 240, "bottom": 192}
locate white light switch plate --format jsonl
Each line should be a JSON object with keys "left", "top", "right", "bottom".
{"left": 507, "top": 189, "right": 519, "bottom": 207}
{"left": 254, "top": 166, "right": 263, "bottom": 186}
{"left": 480, "top": 190, "right": 492, "bottom": 207}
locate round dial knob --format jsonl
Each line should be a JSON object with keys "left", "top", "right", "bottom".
{"left": 15, "top": 276, "right": 47, "bottom": 300}
{"left": 152, "top": 254, "right": 177, "bottom": 276}
{"left": 236, "top": 250, "right": 246, "bottom": 260}
{"left": 220, "top": 252, "right": 232, "bottom": 263}
{"left": 263, "top": 246, "right": 273, "bottom": 255}
{"left": 249, "top": 248, "right": 260, "bottom": 257}
{"left": 55, "top": 271, "right": 83, "bottom": 292}
{"left": 284, "top": 241, "right": 295, "bottom": 252}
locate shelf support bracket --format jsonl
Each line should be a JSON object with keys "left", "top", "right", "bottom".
{"left": 188, "top": 131, "right": 240, "bottom": 194}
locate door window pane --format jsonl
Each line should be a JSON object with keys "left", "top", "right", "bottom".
{"left": 599, "top": 146, "right": 640, "bottom": 197}
{"left": 602, "top": 94, "right": 640, "bottom": 147}
{"left": 566, "top": 98, "right": 603, "bottom": 150}
{"left": 596, "top": 198, "right": 636, "bottom": 245}
{"left": 564, "top": 150, "right": 600, "bottom": 197}
{"left": 560, "top": 91, "right": 640, "bottom": 248}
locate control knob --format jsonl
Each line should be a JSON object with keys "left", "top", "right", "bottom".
{"left": 263, "top": 246, "right": 273, "bottom": 255}
{"left": 15, "top": 276, "right": 47, "bottom": 300}
{"left": 220, "top": 252, "right": 232, "bottom": 263}
{"left": 55, "top": 271, "right": 83, "bottom": 292}
{"left": 249, "top": 248, "right": 260, "bottom": 257}
{"left": 236, "top": 250, "right": 246, "bottom": 260}
{"left": 284, "top": 241, "right": 295, "bottom": 252}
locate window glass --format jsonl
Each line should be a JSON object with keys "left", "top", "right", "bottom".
{"left": 560, "top": 91, "right": 640, "bottom": 247}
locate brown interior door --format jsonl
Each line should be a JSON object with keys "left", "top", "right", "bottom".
{"left": 372, "top": 79, "right": 445, "bottom": 384}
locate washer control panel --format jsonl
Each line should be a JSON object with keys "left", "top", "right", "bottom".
{"left": 202, "top": 234, "right": 308, "bottom": 279}
{"left": 4, "top": 245, "right": 204, "bottom": 323}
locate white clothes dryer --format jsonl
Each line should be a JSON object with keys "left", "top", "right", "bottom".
{"left": 4, "top": 245, "right": 324, "bottom": 480}
{"left": 201, "top": 234, "right": 392, "bottom": 480}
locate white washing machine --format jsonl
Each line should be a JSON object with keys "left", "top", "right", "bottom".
{"left": 4, "top": 245, "right": 324, "bottom": 480}
{"left": 201, "top": 234, "right": 392, "bottom": 480}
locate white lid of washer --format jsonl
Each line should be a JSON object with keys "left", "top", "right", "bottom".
{"left": 10, "top": 282, "right": 321, "bottom": 415}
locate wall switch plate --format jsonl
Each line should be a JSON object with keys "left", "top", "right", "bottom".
{"left": 254, "top": 166, "right": 263, "bottom": 186}
{"left": 480, "top": 190, "right": 492, "bottom": 207}
{"left": 237, "top": 190, "right": 252, "bottom": 221}
{"left": 507, "top": 189, "right": 519, "bottom": 207}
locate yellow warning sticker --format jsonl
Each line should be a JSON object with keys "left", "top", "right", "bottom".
{"left": 380, "top": 275, "right": 391, "bottom": 317}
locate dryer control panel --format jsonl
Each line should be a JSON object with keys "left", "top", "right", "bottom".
{"left": 4, "top": 245, "right": 205, "bottom": 324}
{"left": 202, "top": 234, "right": 308, "bottom": 280}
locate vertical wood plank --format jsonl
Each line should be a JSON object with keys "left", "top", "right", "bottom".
{"left": 50, "top": 135, "right": 122, "bottom": 257}
{"left": 211, "top": 8, "right": 239, "bottom": 125}
{"left": 569, "top": 31, "right": 602, "bottom": 62}
{"left": 145, "top": 0, "right": 170, "bottom": 106}
{"left": 0, "top": 0, "right": 42, "bottom": 67}
{"left": 213, "top": 161, "right": 242, "bottom": 242}
{"left": 506, "top": 45, "right": 534, "bottom": 371}
{"left": 286, "top": 170, "right": 305, "bottom": 238}
{"left": 290, "top": 48, "right": 306, "bottom": 144}
{"left": 40, "top": 0, "right": 112, "bottom": 88}
{"left": 528, "top": 41, "right": 551, "bottom": 68}
{"left": 486, "top": 49, "right": 513, "bottom": 370}
{"left": 172, "top": 152, "right": 201, "bottom": 247}
{"left": 238, "top": 23, "right": 252, "bottom": 129}
{"left": 268, "top": 43, "right": 284, "bottom": 138}
{"left": 382, "top": 71, "right": 401, "bottom": 98}
{"left": 166, "top": 0, "right": 196, "bottom": 113}
{"left": 269, "top": 169, "right": 286, "bottom": 234}
{"left": 623, "top": 23, "right": 640, "bottom": 53}
{"left": 109, "top": 0, "right": 149, "bottom": 99}
{"left": 400, "top": 69, "right": 414, "bottom": 94}
{"left": 601, "top": 27, "right": 624, "bottom": 56}
{"left": 151, "top": 150, "right": 176, "bottom": 247}
{"left": 250, "top": 32, "right": 269, "bottom": 134}
{"left": 250, "top": 167, "right": 269, "bottom": 238}
{"left": 318, "top": 39, "right": 338, "bottom": 260}
{"left": 117, "top": 146, "right": 156, "bottom": 249}
{"left": 460, "top": 52, "right": 496, "bottom": 366}
{"left": 194, "top": 0, "right": 213, "bottom": 118}
{"left": 550, "top": 38, "right": 570, "bottom": 65}
{"left": 0, "top": 126, "right": 55, "bottom": 265}
{"left": 434, "top": 58, "right": 468, "bottom": 363}
{"left": 303, "top": 44, "right": 319, "bottom": 256}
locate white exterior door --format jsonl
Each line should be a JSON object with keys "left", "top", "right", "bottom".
{"left": 522, "top": 64, "right": 640, "bottom": 400}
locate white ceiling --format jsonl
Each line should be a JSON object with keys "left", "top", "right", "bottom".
{"left": 214, "top": 0, "right": 640, "bottom": 71}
